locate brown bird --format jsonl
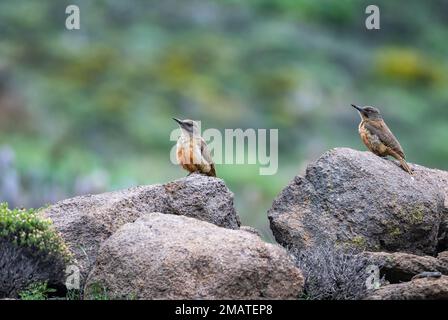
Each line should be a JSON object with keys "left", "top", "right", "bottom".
{"left": 173, "top": 118, "right": 216, "bottom": 177}
{"left": 351, "top": 104, "right": 412, "bottom": 174}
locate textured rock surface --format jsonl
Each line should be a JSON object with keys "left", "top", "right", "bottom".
{"left": 240, "top": 225, "right": 262, "bottom": 237}
{"left": 366, "top": 276, "right": 448, "bottom": 300}
{"left": 41, "top": 174, "right": 240, "bottom": 285}
{"left": 84, "top": 213, "right": 303, "bottom": 300}
{"left": 364, "top": 251, "right": 448, "bottom": 283}
{"left": 268, "top": 148, "right": 448, "bottom": 255}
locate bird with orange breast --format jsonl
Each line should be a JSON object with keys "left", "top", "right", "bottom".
{"left": 173, "top": 118, "right": 216, "bottom": 177}
{"left": 351, "top": 104, "right": 412, "bottom": 175}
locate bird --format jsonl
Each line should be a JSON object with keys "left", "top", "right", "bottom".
{"left": 351, "top": 104, "right": 412, "bottom": 174}
{"left": 173, "top": 118, "right": 216, "bottom": 177}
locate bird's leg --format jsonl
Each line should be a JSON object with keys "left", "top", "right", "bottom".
{"left": 187, "top": 170, "right": 198, "bottom": 176}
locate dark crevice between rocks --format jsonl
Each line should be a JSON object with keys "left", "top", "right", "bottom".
{"left": 436, "top": 209, "right": 448, "bottom": 254}
{"left": 380, "top": 269, "right": 414, "bottom": 284}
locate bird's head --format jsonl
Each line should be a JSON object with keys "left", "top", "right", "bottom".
{"left": 173, "top": 118, "right": 200, "bottom": 136}
{"left": 351, "top": 104, "right": 382, "bottom": 120}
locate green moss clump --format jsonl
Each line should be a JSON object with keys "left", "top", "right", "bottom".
{"left": 350, "top": 236, "right": 367, "bottom": 249}
{"left": 339, "top": 236, "right": 368, "bottom": 250}
{"left": 0, "top": 202, "right": 71, "bottom": 261}
{"left": 389, "top": 226, "right": 402, "bottom": 237}
{"left": 409, "top": 206, "right": 424, "bottom": 225}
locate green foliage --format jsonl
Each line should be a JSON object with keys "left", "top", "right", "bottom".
{"left": 0, "top": 203, "right": 71, "bottom": 261}
{"left": 65, "top": 289, "right": 82, "bottom": 300}
{"left": 85, "top": 283, "right": 110, "bottom": 300}
{"left": 85, "top": 283, "right": 138, "bottom": 300}
{"left": 18, "top": 281, "right": 56, "bottom": 300}
{"left": 375, "top": 48, "right": 443, "bottom": 86}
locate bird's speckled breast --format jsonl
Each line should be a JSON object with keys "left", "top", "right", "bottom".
{"left": 359, "top": 121, "right": 387, "bottom": 156}
{"left": 176, "top": 135, "right": 211, "bottom": 174}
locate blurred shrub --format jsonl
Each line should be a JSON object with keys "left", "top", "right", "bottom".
{"left": 375, "top": 48, "right": 443, "bottom": 86}
{"left": 248, "top": 0, "right": 357, "bottom": 26}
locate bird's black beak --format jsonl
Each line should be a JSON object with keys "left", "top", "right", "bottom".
{"left": 173, "top": 118, "right": 183, "bottom": 126}
{"left": 351, "top": 104, "right": 362, "bottom": 112}
{"left": 351, "top": 104, "right": 363, "bottom": 113}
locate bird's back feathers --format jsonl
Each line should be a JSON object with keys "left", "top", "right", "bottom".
{"left": 364, "top": 120, "right": 405, "bottom": 159}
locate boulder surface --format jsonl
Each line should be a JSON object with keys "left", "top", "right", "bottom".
{"left": 364, "top": 251, "right": 448, "bottom": 283}
{"left": 268, "top": 148, "right": 448, "bottom": 255}
{"left": 84, "top": 213, "right": 303, "bottom": 299}
{"left": 366, "top": 276, "right": 448, "bottom": 300}
{"left": 41, "top": 174, "right": 240, "bottom": 285}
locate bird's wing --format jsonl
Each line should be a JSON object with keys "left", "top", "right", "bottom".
{"left": 200, "top": 138, "right": 214, "bottom": 165}
{"left": 200, "top": 138, "right": 216, "bottom": 176}
{"left": 364, "top": 121, "right": 405, "bottom": 158}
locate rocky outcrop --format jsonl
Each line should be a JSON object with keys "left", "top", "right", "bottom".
{"left": 364, "top": 251, "right": 448, "bottom": 283}
{"left": 39, "top": 174, "right": 302, "bottom": 299}
{"left": 40, "top": 174, "right": 240, "bottom": 286}
{"left": 366, "top": 276, "right": 448, "bottom": 300}
{"left": 84, "top": 213, "right": 303, "bottom": 300}
{"left": 268, "top": 148, "right": 448, "bottom": 256}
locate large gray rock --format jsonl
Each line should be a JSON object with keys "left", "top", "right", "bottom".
{"left": 366, "top": 276, "right": 448, "bottom": 300}
{"left": 364, "top": 251, "right": 448, "bottom": 283}
{"left": 84, "top": 213, "right": 303, "bottom": 300}
{"left": 268, "top": 148, "right": 448, "bottom": 255}
{"left": 40, "top": 174, "right": 240, "bottom": 286}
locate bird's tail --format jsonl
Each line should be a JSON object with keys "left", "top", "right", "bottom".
{"left": 399, "top": 158, "right": 413, "bottom": 175}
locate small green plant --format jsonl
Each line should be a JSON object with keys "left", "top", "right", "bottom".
{"left": 0, "top": 202, "right": 71, "bottom": 260}
{"left": 66, "top": 289, "right": 82, "bottom": 300}
{"left": 0, "top": 202, "right": 72, "bottom": 298}
{"left": 86, "top": 283, "right": 110, "bottom": 300}
{"left": 19, "top": 281, "right": 56, "bottom": 300}
{"left": 84, "top": 283, "right": 138, "bottom": 300}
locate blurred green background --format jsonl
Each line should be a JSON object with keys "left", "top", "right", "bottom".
{"left": 1, "top": 0, "right": 447, "bottom": 240}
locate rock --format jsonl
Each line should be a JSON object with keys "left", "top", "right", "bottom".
{"left": 364, "top": 251, "right": 448, "bottom": 283}
{"left": 84, "top": 213, "right": 303, "bottom": 299}
{"left": 431, "top": 169, "right": 448, "bottom": 252}
{"left": 366, "top": 276, "right": 448, "bottom": 300}
{"left": 268, "top": 148, "right": 448, "bottom": 255}
{"left": 40, "top": 174, "right": 240, "bottom": 286}
{"left": 438, "top": 251, "right": 448, "bottom": 263}
{"left": 240, "top": 225, "right": 262, "bottom": 237}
